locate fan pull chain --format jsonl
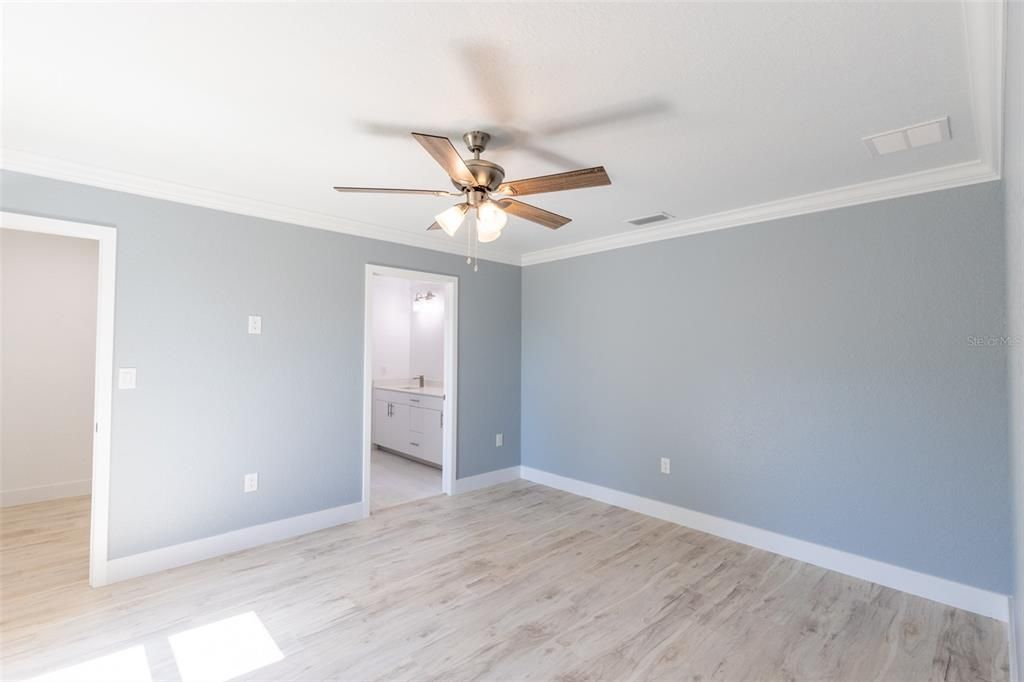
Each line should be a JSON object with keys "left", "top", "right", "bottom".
{"left": 466, "top": 215, "right": 472, "bottom": 265}
{"left": 472, "top": 213, "right": 479, "bottom": 272}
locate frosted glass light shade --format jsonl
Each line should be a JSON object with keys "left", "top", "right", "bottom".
{"left": 435, "top": 204, "right": 469, "bottom": 236}
{"left": 476, "top": 201, "right": 507, "bottom": 243}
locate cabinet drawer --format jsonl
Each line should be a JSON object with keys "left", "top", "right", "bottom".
{"left": 374, "top": 389, "right": 443, "bottom": 412}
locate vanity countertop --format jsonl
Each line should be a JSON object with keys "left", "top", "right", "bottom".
{"left": 374, "top": 383, "right": 445, "bottom": 399}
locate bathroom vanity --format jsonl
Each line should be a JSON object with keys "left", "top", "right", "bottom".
{"left": 372, "top": 384, "right": 444, "bottom": 467}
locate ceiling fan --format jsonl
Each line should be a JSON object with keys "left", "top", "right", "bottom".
{"left": 333, "top": 130, "right": 611, "bottom": 251}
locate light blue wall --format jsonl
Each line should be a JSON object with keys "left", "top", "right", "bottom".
{"left": 0, "top": 171, "right": 522, "bottom": 558}
{"left": 522, "top": 182, "right": 1011, "bottom": 592}
{"left": 1005, "top": 0, "right": 1024, "bottom": 665}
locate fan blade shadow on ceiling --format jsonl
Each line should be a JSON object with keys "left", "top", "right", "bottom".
{"left": 458, "top": 43, "right": 519, "bottom": 126}
{"left": 352, "top": 44, "right": 673, "bottom": 171}
{"left": 537, "top": 98, "right": 673, "bottom": 137}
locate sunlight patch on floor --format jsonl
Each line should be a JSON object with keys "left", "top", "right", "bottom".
{"left": 28, "top": 645, "right": 152, "bottom": 682}
{"left": 168, "top": 611, "right": 284, "bottom": 682}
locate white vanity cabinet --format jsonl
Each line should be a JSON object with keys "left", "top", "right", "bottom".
{"left": 373, "top": 388, "right": 444, "bottom": 467}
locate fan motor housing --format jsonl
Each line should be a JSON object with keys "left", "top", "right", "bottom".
{"left": 456, "top": 159, "right": 505, "bottom": 193}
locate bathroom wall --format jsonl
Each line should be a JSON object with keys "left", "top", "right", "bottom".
{"left": 371, "top": 277, "right": 411, "bottom": 381}
{"left": 410, "top": 286, "right": 445, "bottom": 382}
{"left": 372, "top": 276, "right": 445, "bottom": 384}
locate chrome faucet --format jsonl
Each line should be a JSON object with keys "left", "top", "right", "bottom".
{"left": 416, "top": 374, "right": 425, "bottom": 388}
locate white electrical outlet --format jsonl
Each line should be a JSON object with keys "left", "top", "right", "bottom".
{"left": 660, "top": 457, "right": 671, "bottom": 475}
{"left": 248, "top": 315, "right": 262, "bottom": 335}
{"left": 496, "top": 433, "right": 503, "bottom": 447}
{"left": 118, "top": 368, "right": 137, "bottom": 390}
{"left": 244, "top": 472, "right": 259, "bottom": 492}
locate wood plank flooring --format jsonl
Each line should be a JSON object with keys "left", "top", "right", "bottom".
{"left": 370, "top": 448, "right": 441, "bottom": 514}
{"left": 0, "top": 482, "right": 1009, "bottom": 681}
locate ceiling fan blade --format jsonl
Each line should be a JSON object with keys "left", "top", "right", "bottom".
{"left": 498, "top": 199, "right": 572, "bottom": 230}
{"left": 497, "top": 166, "right": 610, "bottom": 197}
{"left": 427, "top": 221, "right": 441, "bottom": 231}
{"left": 333, "top": 186, "right": 454, "bottom": 197}
{"left": 411, "top": 133, "right": 476, "bottom": 186}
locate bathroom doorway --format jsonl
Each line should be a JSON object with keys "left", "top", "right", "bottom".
{"left": 362, "top": 265, "right": 458, "bottom": 514}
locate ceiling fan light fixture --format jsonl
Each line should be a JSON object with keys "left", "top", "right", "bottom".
{"left": 476, "top": 200, "right": 507, "bottom": 243}
{"left": 435, "top": 203, "right": 469, "bottom": 236}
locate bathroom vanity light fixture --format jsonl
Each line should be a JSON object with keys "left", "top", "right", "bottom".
{"left": 412, "top": 290, "right": 439, "bottom": 313}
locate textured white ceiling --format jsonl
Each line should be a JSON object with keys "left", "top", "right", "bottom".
{"left": 1, "top": 2, "right": 983, "bottom": 260}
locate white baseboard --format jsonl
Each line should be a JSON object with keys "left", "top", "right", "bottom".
{"left": 103, "top": 501, "right": 364, "bottom": 586}
{"left": 1010, "top": 596, "right": 1021, "bottom": 682}
{"left": 452, "top": 466, "right": 522, "bottom": 494}
{"left": 520, "top": 466, "right": 1009, "bottom": 622}
{"left": 0, "top": 479, "right": 92, "bottom": 507}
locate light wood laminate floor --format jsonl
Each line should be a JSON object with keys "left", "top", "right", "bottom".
{"left": 370, "top": 447, "right": 442, "bottom": 513}
{"left": 0, "top": 483, "right": 1008, "bottom": 681}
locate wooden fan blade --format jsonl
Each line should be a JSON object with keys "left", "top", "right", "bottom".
{"left": 411, "top": 133, "right": 476, "bottom": 186}
{"left": 333, "top": 186, "right": 454, "bottom": 196}
{"left": 427, "top": 221, "right": 441, "bottom": 231}
{"left": 497, "top": 166, "right": 610, "bottom": 197}
{"left": 499, "top": 199, "right": 572, "bottom": 229}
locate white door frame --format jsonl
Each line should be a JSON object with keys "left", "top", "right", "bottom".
{"left": 0, "top": 211, "right": 117, "bottom": 588}
{"left": 363, "top": 264, "right": 458, "bottom": 514}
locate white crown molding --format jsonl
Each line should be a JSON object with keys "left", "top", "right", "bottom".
{"left": 521, "top": 466, "right": 1009, "bottom": 621}
{"left": 0, "top": 149, "right": 523, "bottom": 267}
{"left": 521, "top": 160, "right": 999, "bottom": 265}
{"left": 963, "top": 0, "right": 1005, "bottom": 177}
{"left": 522, "top": 0, "right": 1006, "bottom": 267}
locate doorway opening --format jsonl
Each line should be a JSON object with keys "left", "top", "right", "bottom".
{"left": 0, "top": 212, "right": 117, "bottom": 588}
{"left": 362, "top": 265, "right": 457, "bottom": 514}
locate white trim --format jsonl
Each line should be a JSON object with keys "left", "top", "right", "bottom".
{"left": 0, "top": 479, "right": 92, "bottom": 507}
{"left": 362, "top": 265, "right": 458, "bottom": 514}
{"left": 0, "top": 212, "right": 117, "bottom": 589}
{"left": 0, "top": 150, "right": 521, "bottom": 267}
{"left": 520, "top": 466, "right": 1010, "bottom": 622}
{"left": 2, "top": 152, "right": 1001, "bottom": 271}
{"left": 1010, "top": 596, "right": 1020, "bottom": 682}
{"left": 520, "top": 160, "right": 999, "bottom": 265}
{"left": 105, "top": 502, "right": 363, "bottom": 585}
{"left": 963, "top": 0, "right": 1005, "bottom": 177}
{"left": 452, "top": 466, "right": 522, "bottom": 495}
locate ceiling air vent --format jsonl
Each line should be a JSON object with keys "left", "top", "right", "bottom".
{"left": 863, "top": 117, "right": 951, "bottom": 157}
{"left": 626, "top": 212, "right": 674, "bottom": 227}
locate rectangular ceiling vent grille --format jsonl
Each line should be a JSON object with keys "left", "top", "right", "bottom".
{"left": 863, "top": 116, "right": 951, "bottom": 157}
{"left": 627, "top": 212, "right": 674, "bottom": 227}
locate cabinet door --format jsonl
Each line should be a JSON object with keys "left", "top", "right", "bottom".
{"left": 386, "top": 403, "right": 410, "bottom": 452}
{"left": 409, "top": 406, "right": 443, "bottom": 466}
{"left": 372, "top": 399, "right": 389, "bottom": 446}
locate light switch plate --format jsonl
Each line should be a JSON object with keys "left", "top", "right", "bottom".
{"left": 660, "top": 457, "right": 671, "bottom": 475}
{"left": 244, "top": 472, "right": 259, "bottom": 493}
{"left": 118, "top": 368, "right": 137, "bottom": 390}
{"left": 495, "top": 433, "right": 503, "bottom": 447}
{"left": 248, "top": 315, "right": 262, "bottom": 335}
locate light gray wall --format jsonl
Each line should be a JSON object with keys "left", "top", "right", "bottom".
{"left": 522, "top": 181, "right": 1010, "bottom": 592}
{"left": 1005, "top": 0, "right": 1024, "bottom": 667}
{"left": 0, "top": 170, "right": 521, "bottom": 558}
{"left": 1, "top": 229, "right": 98, "bottom": 504}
